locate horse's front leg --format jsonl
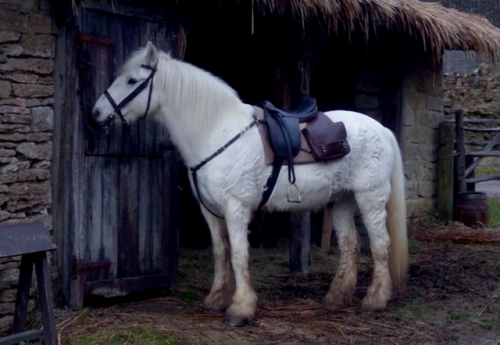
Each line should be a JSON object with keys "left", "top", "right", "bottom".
{"left": 223, "top": 199, "right": 257, "bottom": 326}
{"left": 200, "top": 207, "right": 233, "bottom": 314}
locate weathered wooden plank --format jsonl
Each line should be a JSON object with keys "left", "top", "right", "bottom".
{"left": 120, "top": 16, "right": 142, "bottom": 156}
{"left": 448, "top": 119, "right": 500, "bottom": 125}
{"left": 161, "top": 152, "right": 176, "bottom": 286}
{"left": 117, "top": 159, "right": 140, "bottom": 278}
{"left": 106, "top": 15, "right": 125, "bottom": 155}
{"left": 464, "top": 141, "right": 500, "bottom": 147}
{"left": 101, "top": 157, "right": 119, "bottom": 279}
{"left": 466, "top": 174, "right": 500, "bottom": 184}
{"left": 138, "top": 158, "right": 152, "bottom": 274}
{"left": 83, "top": 0, "right": 171, "bottom": 23}
{"left": 166, "top": 150, "right": 179, "bottom": 292}
{"left": 438, "top": 122, "right": 455, "bottom": 223}
{"left": 0, "top": 223, "right": 56, "bottom": 257}
{"left": 465, "top": 132, "right": 500, "bottom": 177}
{"left": 0, "top": 330, "right": 44, "bottom": 345}
{"left": 81, "top": 9, "right": 111, "bottom": 156}
{"left": 152, "top": 157, "right": 164, "bottom": 273}
{"left": 464, "top": 127, "right": 500, "bottom": 132}
{"left": 467, "top": 151, "right": 500, "bottom": 157}
{"left": 455, "top": 110, "right": 466, "bottom": 193}
{"left": 86, "top": 157, "right": 104, "bottom": 282}
{"left": 53, "top": 19, "right": 79, "bottom": 308}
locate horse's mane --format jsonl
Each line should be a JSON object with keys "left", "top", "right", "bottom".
{"left": 121, "top": 46, "right": 246, "bottom": 135}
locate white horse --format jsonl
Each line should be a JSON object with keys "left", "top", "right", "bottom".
{"left": 91, "top": 42, "right": 408, "bottom": 326}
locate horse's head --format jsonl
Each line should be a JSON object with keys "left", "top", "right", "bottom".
{"left": 91, "top": 41, "right": 160, "bottom": 131}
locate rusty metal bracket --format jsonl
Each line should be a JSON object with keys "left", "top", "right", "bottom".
{"left": 72, "top": 256, "right": 111, "bottom": 279}
{"left": 78, "top": 33, "right": 113, "bottom": 46}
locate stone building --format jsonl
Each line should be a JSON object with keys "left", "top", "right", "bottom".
{"left": 0, "top": 0, "right": 56, "bottom": 331}
{"left": 0, "top": 0, "right": 500, "bottom": 333}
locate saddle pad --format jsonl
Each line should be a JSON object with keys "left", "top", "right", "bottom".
{"left": 254, "top": 106, "right": 317, "bottom": 165}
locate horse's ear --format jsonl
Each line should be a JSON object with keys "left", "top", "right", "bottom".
{"left": 145, "top": 41, "right": 158, "bottom": 67}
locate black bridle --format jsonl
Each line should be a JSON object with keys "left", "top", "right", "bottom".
{"left": 103, "top": 64, "right": 156, "bottom": 125}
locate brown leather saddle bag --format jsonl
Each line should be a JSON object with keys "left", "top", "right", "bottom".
{"left": 301, "top": 113, "right": 350, "bottom": 161}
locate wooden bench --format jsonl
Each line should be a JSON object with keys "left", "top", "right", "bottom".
{"left": 0, "top": 222, "right": 57, "bottom": 345}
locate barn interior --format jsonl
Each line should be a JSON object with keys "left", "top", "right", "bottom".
{"left": 177, "top": 1, "right": 425, "bottom": 249}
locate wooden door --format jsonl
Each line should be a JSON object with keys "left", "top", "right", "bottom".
{"left": 68, "top": 1, "right": 179, "bottom": 307}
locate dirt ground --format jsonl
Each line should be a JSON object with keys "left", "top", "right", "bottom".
{"left": 55, "top": 232, "right": 500, "bottom": 345}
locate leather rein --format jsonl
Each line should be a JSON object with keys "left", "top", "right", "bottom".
{"left": 103, "top": 64, "right": 156, "bottom": 125}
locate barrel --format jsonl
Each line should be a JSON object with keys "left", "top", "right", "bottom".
{"left": 454, "top": 192, "right": 490, "bottom": 227}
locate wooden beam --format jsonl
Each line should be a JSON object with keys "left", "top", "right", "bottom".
{"left": 464, "top": 127, "right": 500, "bottom": 132}
{"left": 437, "top": 122, "right": 455, "bottom": 223}
{"left": 321, "top": 208, "right": 332, "bottom": 253}
{"left": 467, "top": 151, "right": 500, "bottom": 157}
{"left": 464, "top": 141, "right": 500, "bottom": 147}
{"left": 465, "top": 132, "right": 500, "bottom": 177}
{"left": 289, "top": 212, "right": 310, "bottom": 273}
{"left": 466, "top": 174, "right": 500, "bottom": 184}
{"left": 448, "top": 119, "right": 500, "bottom": 125}
{"left": 0, "top": 330, "right": 44, "bottom": 345}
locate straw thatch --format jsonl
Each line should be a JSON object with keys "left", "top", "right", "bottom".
{"left": 72, "top": 0, "right": 500, "bottom": 61}
{"left": 253, "top": 0, "right": 500, "bottom": 61}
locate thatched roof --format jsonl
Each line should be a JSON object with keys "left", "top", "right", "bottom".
{"left": 70, "top": 0, "right": 500, "bottom": 60}
{"left": 253, "top": 0, "right": 500, "bottom": 61}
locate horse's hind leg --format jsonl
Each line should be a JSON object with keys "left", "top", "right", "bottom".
{"left": 200, "top": 207, "right": 233, "bottom": 314}
{"left": 354, "top": 187, "right": 392, "bottom": 310}
{"left": 324, "top": 194, "right": 360, "bottom": 307}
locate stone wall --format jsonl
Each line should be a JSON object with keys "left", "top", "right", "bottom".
{"left": 0, "top": 0, "right": 56, "bottom": 332}
{"left": 443, "top": 63, "right": 500, "bottom": 150}
{"left": 444, "top": 63, "right": 500, "bottom": 120}
{"left": 401, "top": 59, "right": 445, "bottom": 218}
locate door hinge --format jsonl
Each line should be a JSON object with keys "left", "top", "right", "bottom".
{"left": 72, "top": 256, "right": 111, "bottom": 279}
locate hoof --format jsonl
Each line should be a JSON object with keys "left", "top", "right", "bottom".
{"left": 323, "top": 291, "right": 352, "bottom": 307}
{"left": 224, "top": 315, "right": 250, "bottom": 327}
{"left": 361, "top": 296, "right": 388, "bottom": 311}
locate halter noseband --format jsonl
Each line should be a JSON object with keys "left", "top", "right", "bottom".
{"left": 103, "top": 64, "right": 156, "bottom": 125}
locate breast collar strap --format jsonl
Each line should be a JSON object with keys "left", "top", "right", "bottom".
{"left": 190, "top": 117, "right": 258, "bottom": 219}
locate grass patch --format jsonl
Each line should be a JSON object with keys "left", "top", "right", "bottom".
{"left": 487, "top": 197, "right": 500, "bottom": 228}
{"left": 475, "top": 163, "right": 500, "bottom": 176}
{"left": 69, "top": 326, "right": 195, "bottom": 345}
{"left": 177, "top": 289, "right": 202, "bottom": 302}
{"left": 449, "top": 311, "right": 473, "bottom": 322}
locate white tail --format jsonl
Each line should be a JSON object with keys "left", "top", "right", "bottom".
{"left": 385, "top": 131, "right": 409, "bottom": 287}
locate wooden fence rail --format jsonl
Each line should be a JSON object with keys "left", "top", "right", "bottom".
{"left": 438, "top": 111, "right": 500, "bottom": 222}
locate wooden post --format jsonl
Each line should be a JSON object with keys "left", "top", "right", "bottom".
{"left": 321, "top": 208, "right": 332, "bottom": 253}
{"left": 438, "top": 121, "right": 455, "bottom": 223}
{"left": 290, "top": 212, "right": 310, "bottom": 273}
{"left": 455, "top": 110, "right": 466, "bottom": 193}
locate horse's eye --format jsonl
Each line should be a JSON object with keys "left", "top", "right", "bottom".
{"left": 128, "top": 78, "right": 138, "bottom": 85}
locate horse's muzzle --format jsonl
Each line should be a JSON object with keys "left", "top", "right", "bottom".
{"left": 86, "top": 108, "right": 113, "bottom": 137}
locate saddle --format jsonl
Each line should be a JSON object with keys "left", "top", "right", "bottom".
{"left": 255, "top": 98, "right": 350, "bottom": 205}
